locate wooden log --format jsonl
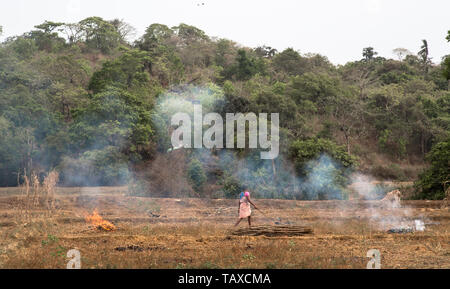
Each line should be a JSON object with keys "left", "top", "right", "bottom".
{"left": 231, "top": 225, "right": 313, "bottom": 236}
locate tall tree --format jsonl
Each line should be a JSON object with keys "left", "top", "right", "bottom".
{"left": 444, "top": 32, "right": 450, "bottom": 89}
{"left": 88, "top": 48, "right": 151, "bottom": 94}
{"left": 136, "top": 23, "right": 173, "bottom": 51}
{"left": 418, "top": 39, "right": 430, "bottom": 75}
{"left": 78, "top": 16, "right": 121, "bottom": 53}
{"left": 362, "top": 47, "right": 377, "bottom": 61}
{"left": 171, "top": 23, "right": 208, "bottom": 45}
{"left": 392, "top": 47, "right": 412, "bottom": 61}
{"left": 254, "top": 45, "right": 277, "bottom": 59}
{"left": 109, "top": 19, "right": 136, "bottom": 43}
{"left": 29, "top": 21, "right": 66, "bottom": 52}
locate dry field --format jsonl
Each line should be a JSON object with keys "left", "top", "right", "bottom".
{"left": 0, "top": 187, "right": 448, "bottom": 269}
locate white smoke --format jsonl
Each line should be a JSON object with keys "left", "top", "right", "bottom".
{"left": 349, "top": 172, "right": 417, "bottom": 231}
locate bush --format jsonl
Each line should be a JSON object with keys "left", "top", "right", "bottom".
{"left": 58, "top": 146, "right": 129, "bottom": 186}
{"left": 187, "top": 158, "right": 207, "bottom": 193}
{"left": 415, "top": 139, "right": 450, "bottom": 199}
{"left": 219, "top": 174, "right": 242, "bottom": 199}
{"left": 289, "top": 138, "right": 356, "bottom": 172}
{"left": 289, "top": 138, "right": 357, "bottom": 199}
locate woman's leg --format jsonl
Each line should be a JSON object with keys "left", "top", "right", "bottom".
{"left": 234, "top": 218, "right": 242, "bottom": 227}
{"left": 247, "top": 216, "right": 252, "bottom": 227}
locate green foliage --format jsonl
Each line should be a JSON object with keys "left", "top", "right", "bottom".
{"left": 362, "top": 47, "right": 377, "bottom": 61}
{"left": 367, "top": 83, "right": 446, "bottom": 159}
{"left": 0, "top": 17, "right": 449, "bottom": 197}
{"left": 30, "top": 21, "right": 66, "bottom": 52}
{"left": 41, "top": 234, "right": 59, "bottom": 246}
{"left": 135, "top": 24, "right": 185, "bottom": 87}
{"left": 254, "top": 45, "right": 277, "bottom": 58}
{"left": 70, "top": 87, "right": 153, "bottom": 162}
{"left": 415, "top": 139, "right": 450, "bottom": 199}
{"left": 378, "top": 61, "right": 415, "bottom": 84}
{"left": 0, "top": 118, "right": 36, "bottom": 186}
{"left": 58, "top": 146, "right": 130, "bottom": 186}
{"left": 289, "top": 138, "right": 356, "bottom": 200}
{"left": 418, "top": 40, "right": 430, "bottom": 72}
{"left": 187, "top": 158, "right": 206, "bottom": 192}
{"left": 378, "top": 129, "right": 391, "bottom": 151}
{"left": 302, "top": 155, "right": 350, "bottom": 200}
{"left": 290, "top": 139, "right": 356, "bottom": 199}
{"left": 172, "top": 23, "right": 209, "bottom": 44}
{"left": 272, "top": 48, "right": 307, "bottom": 76}
{"left": 8, "top": 37, "right": 38, "bottom": 59}
{"left": 218, "top": 173, "right": 241, "bottom": 199}
{"left": 443, "top": 56, "right": 450, "bottom": 81}
{"left": 290, "top": 138, "right": 356, "bottom": 199}
{"left": 88, "top": 48, "right": 151, "bottom": 93}
{"left": 289, "top": 138, "right": 356, "bottom": 173}
{"left": 138, "top": 24, "right": 174, "bottom": 50}
{"left": 285, "top": 72, "right": 344, "bottom": 114}
{"left": 224, "top": 49, "right": 266, "bottom": 81}
{"left": 214, "top": 39, "right": 236, "bottom": 71}
{"left": 78, "top": 16, "right": 121, "bottom": 53}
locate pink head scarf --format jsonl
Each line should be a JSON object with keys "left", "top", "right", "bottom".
{"left": 244, "top": 191, "right": 250, "bottom": 198}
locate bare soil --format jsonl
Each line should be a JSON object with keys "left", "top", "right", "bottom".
{"left": 0, "top": 187, "right": 448, "bottom": 269}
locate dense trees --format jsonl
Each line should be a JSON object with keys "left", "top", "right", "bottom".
{"left": 415, "top": 139, "right": 450, "bottom": 199}
{"left": 222, "top": 49, "right": 266, "bottom": 81}
{"left": 272, "top": 48, "right": 307, "bottom": 77}
{"left": 77, "top": 17, "right": 122, "bottom": 53}
{"left": 88, "top": 48, "right": 151, "bottom": 94}
{"left": 0, "top": 18, "right": 448, "bottom": 199}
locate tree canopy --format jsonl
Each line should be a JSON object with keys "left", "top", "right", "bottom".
{"left": 0, "top": 18, "right": 448, "bottom": 199}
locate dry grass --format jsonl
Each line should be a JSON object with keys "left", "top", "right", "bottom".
{"left": 0, "top": 187, "right": 448, "bottom": 269}
{"left": 12, "top": 171, "right": 59, "bottom": 223}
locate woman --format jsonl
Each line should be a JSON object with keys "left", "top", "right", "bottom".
{"left": 234, "top": 190, "right": 258, "bottom": 227}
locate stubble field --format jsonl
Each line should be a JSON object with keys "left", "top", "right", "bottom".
{"left": 0, "top": 187, "right": 448, "bottom": 269}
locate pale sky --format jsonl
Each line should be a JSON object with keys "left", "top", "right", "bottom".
{"left": 0, "top": 0, "right": 449, "bottom": 65}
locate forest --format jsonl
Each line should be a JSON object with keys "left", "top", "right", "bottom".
{"left": 0, "top": 17, "right": 448, "bottom": 200}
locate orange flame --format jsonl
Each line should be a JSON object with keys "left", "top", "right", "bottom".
{"left": 85, "top": 209, "right": 116, "bottom": 231}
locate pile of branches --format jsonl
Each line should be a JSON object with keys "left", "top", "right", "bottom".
{"left": 232, "top": 225, "right": 313, "bottom": 237}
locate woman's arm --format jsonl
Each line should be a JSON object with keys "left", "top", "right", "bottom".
{"left": 248, "top": 198, "right": 257, "bottom": 209}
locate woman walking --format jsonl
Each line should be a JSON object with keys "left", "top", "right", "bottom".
{"left": 234, "top": 190, "right": 258, "bottom": 227}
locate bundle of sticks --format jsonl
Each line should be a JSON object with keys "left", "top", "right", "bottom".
{"left": 232, "top": 225, "right": 313, "bottom": 237}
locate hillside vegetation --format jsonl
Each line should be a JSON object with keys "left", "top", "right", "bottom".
{"left": 0, "top": 18, "right": 448, "bottom": 199}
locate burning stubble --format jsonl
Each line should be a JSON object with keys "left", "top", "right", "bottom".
{"left": 85, "top": 209, "right": 116, "bottom": 231}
